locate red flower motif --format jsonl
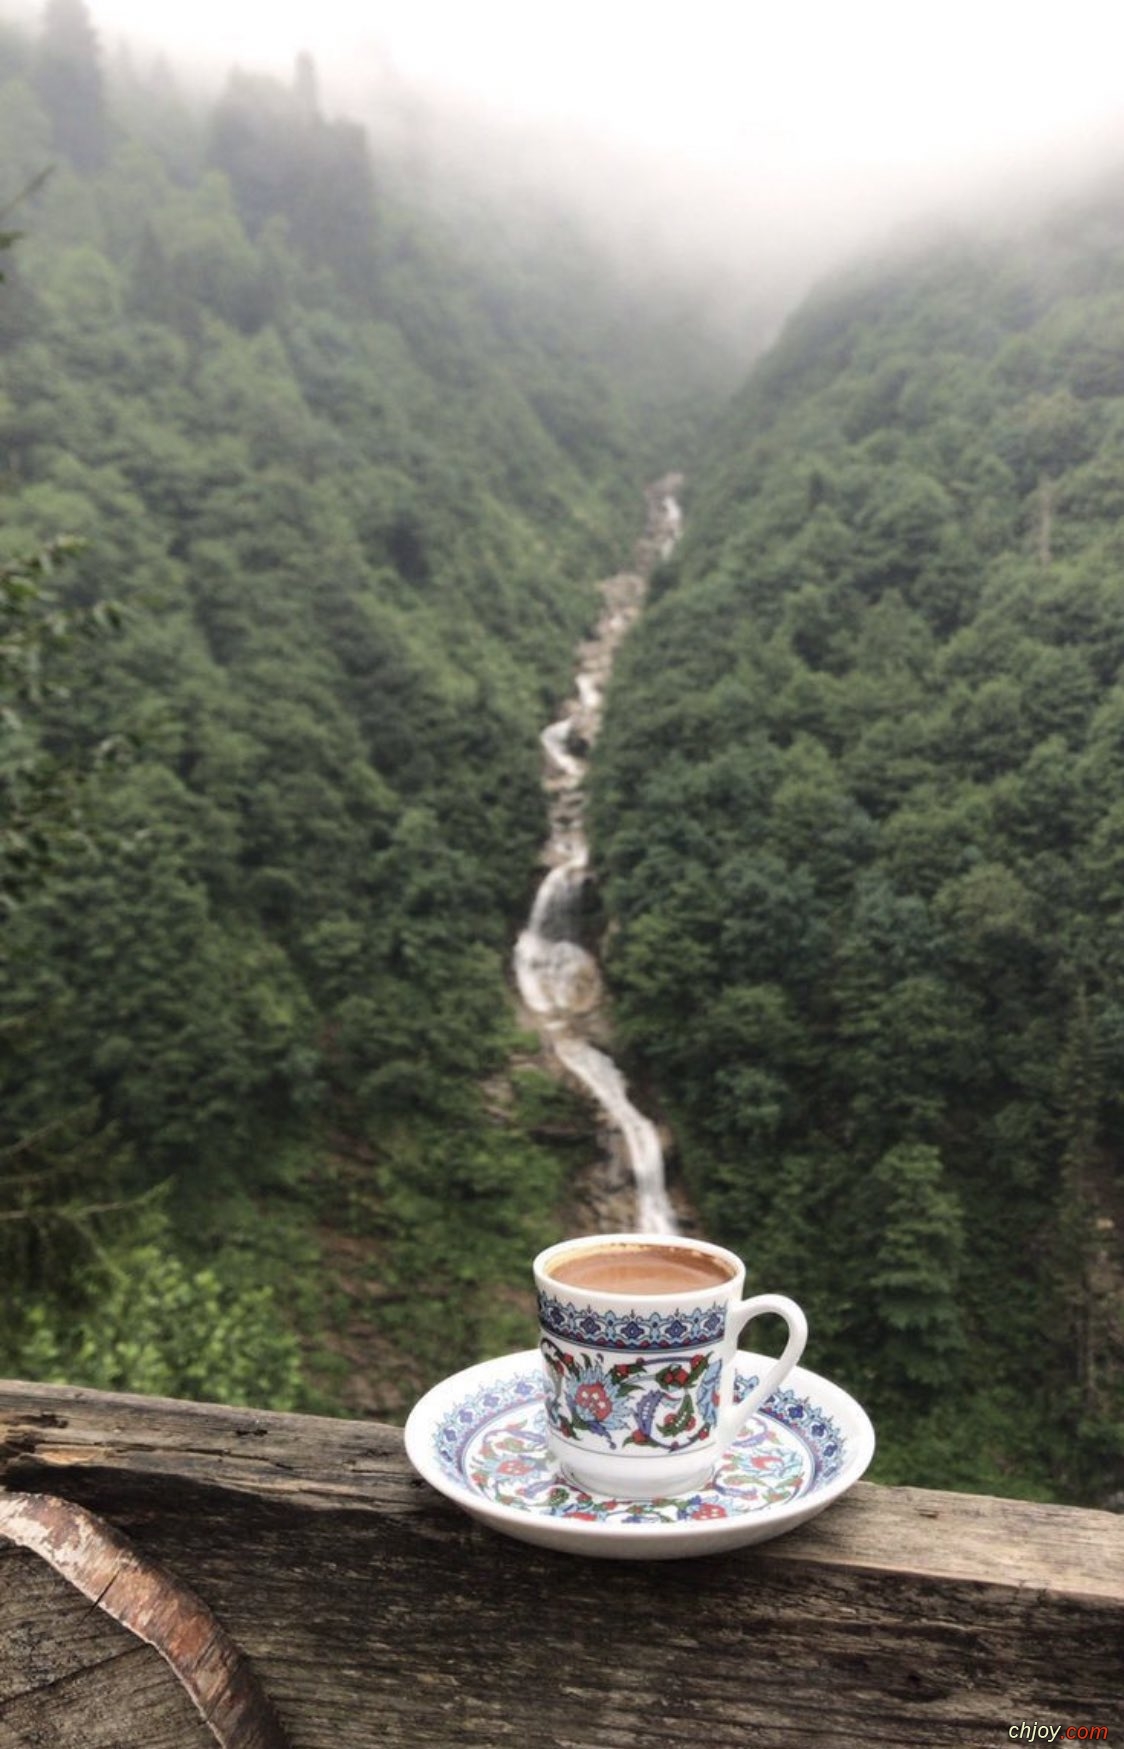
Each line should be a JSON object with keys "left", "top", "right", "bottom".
{"left": 497, "top": 1458, "right": 534, "bottom": 1476}
{"left": 574, "top": 1382, "right": 613, "bottom": 1422}
{"left": 689, "top": 1504, "right": 728, "bottom": 1520}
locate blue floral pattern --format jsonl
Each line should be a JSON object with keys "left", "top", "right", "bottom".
{"left": 537, "top": 1293, "right": 726, "bottom": 1351}
{"left": 431, "top": 1365, "right": 847, "bottom": 1525}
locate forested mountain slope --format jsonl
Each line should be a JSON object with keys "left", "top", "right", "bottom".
{"left": 592, "top": 191, "right": 1124, "bottom": 1503}
{"left": 0, "top": 5, "right": 731, "bottom": 1411}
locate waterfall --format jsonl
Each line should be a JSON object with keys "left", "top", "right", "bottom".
{"left": 513, "top": 477, "right": 683, "bottom": 1234}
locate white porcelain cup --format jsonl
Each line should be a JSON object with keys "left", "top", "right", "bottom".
{"left": 533, "top": 1232, "right": 807, "bottom": 1500}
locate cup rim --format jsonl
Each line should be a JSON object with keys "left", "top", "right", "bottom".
{"left": 533, "top": 1230, "right": 745, "bottom": 1301}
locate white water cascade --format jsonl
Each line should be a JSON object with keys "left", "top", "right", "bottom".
{"left": 513, "top": 477, "right": 683, "bottom": 1234}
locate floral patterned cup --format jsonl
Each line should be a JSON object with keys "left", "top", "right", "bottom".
{"left": 534, "top": 1232, "right": 807, "bottom": 1500}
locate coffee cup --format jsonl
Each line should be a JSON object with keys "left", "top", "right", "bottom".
{"left": 533, "top": 1231, "right": 807, "bottom": 1500}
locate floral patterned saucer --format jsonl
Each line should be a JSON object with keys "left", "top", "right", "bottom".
{"left": 404, "top": 1348, "right": 875, "bottom": 1559}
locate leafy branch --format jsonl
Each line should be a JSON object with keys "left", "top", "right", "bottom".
{"left": 0, "top": 168, "right": 52, "bottom": 277}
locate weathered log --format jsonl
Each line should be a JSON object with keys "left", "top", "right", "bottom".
{"left": 0, "top": 1490, "right": 289, "bottom": 1749}
{"left": 1, "top": 1379, "right": 1122, "bottom": 1748}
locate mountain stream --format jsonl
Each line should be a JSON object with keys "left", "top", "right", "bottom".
{"left": 514, "top": 477, "right": 683, "bottom": 1233}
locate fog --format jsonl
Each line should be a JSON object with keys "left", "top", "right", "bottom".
{"left": 13, "top": 0, "right": 1124, "bottom": 345}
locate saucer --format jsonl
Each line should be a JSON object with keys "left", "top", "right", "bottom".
{"left": 404, "top": 1348, "right": 875, "bottom": 1560}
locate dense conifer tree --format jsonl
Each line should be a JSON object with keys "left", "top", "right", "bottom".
{"left": 592, "top": 210, "right": 1124, "bottom": 1503}
{"left": 35, "top": 0, "right": 105, "bottom": 169}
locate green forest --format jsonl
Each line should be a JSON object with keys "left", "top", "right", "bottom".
{"left": 0, "top": 2, "right": 724, "bottom": 1416}
{"left": 2, "top": 2, "right": 1122, "bottom": 1507}
{"left": 591, "top": 203, "right": 1124, "bottom": 1502}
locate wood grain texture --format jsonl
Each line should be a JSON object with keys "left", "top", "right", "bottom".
{"left": 0, "top": 1550, "right": 212, "bottom": 1749}
{"left": 2, "top": 1380, "right": 1122, "bottom": 1749}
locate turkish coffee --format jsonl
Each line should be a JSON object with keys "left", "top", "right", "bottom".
{"left": 545, "top": 1241, "right": 736, "bottom": 1297}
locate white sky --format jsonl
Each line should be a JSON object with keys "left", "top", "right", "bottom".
{"left": 82, "top": 0, "right": 1124, "bottom": 171}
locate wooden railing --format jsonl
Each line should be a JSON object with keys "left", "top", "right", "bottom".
{"left": 1, "top": 1380, "right": 1121, "bottom": 1747}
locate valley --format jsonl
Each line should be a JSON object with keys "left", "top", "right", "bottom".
{"left": 1, "top": 0, "right": 1122, "bottom": 1507}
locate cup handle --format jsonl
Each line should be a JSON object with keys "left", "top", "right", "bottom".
{"left": 718, "top": 1294, "right": 808, "bottom": 1446}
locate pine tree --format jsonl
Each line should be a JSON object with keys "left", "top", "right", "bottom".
{"left": 293, "top": 51, "right": 319, "bottom": 118}
{"left": 1052, "top": 986, "right": 1122, "bottom": 1435}
{"left": 35, "top": 0, "right": 105, "bottom": 171}
{"left": 863, "top": 1142, "right": 967, "bottom": 1399}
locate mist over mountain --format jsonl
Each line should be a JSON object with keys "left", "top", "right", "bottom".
{"left": 12, "top": 0, "right": 1124, "bottom": 352}
{"left": 102, "top": 1, "right": 1124, "bottom": 346}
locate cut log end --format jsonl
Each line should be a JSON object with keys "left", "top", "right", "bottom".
{"left": 0, "top": 1490, "right": 291, "bottom": 1749}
